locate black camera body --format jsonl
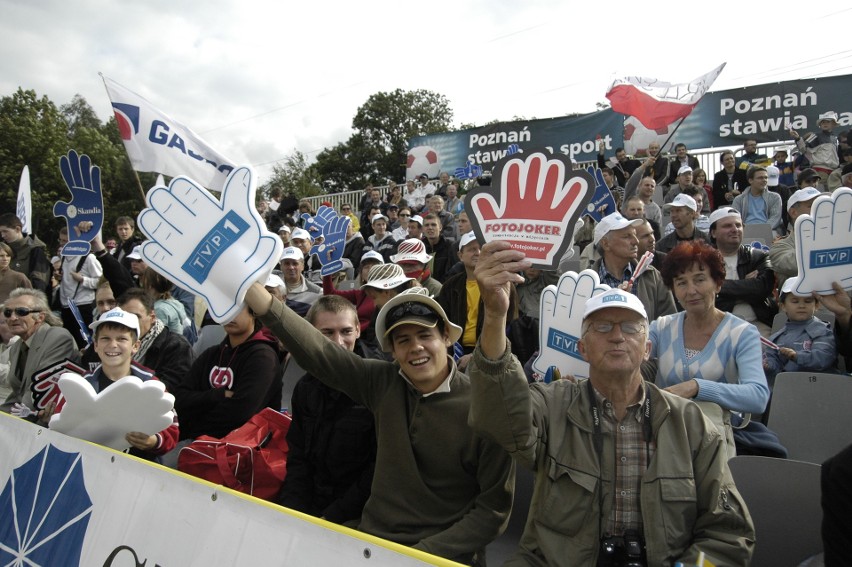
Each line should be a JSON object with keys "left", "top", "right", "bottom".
{"left": 598, "top": 530, "right": 647, "bottom": 567}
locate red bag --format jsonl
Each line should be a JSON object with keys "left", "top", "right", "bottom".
{"left": 178, "top": 408, "right": 291, "bottom": 501}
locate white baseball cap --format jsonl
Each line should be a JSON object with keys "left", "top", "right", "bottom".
{"left": 593, "top": 213, "right": 643, "bottom": 246}
{"left": 677, "top": 165, "right": 693, "bottom": 176}
{"left": 89, "top": 307, "right": 140, "bottom": 335}
{"left": 375, "top": 287, "right": 462, "bottom": 352}
{"left": 127, "top": 245, "right": 144, "bottom": 260}
{"left": 264, "top": 273, "right": 285, "bottom": 289}
{"left": 280, "top": 246, "right": 304, "bottom": 262}
{"left": 277, "top": 225, "right": 292, "bottom": 234}
{"left": 458, "top": 232, "right": 479, "bottom": 250}
{"left": 290, "top": 228, "right": 313, "bottom": 242}
{"left": 360, "top": 250, "right": 385, "bottom": 265}
{"left": 662, "top": 193, "right": 698, "bottom": 212}
{"left": 708, "top": 207, "right": 741, "bottom": 228}
{"left": 766, "top": 165, "right": 780, "bottom": 187}
{"left": 787, "top": 187, "right": 822, "bottom": 211}
{"left": 391, "top": 238, "right": 432, "bottom": 264}
{"left": 583, "top": 289, "right": 648, "bottom": 320}
{"left": 409, "top": 215, "right": 424, "bottom": 226}
{"left": 371, "top": 213, "right": 389, "bottom": 224}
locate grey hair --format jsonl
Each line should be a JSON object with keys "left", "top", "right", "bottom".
{"left": 8, "top": 288, "right": 62, "bottom": 326}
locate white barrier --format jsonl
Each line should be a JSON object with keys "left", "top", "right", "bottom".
{"left": 0, "top": 413, "right": 459, "bottom": 566}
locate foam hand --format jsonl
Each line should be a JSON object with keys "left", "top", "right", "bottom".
{"left": 53, "top": 150, "right": 105, "bottom": 255}
{"left": 466, "top": 150, "right": 593, "bottom": 269}
{"left": 454, "top": 161, "right": 484, "bottom": 180}
{"left": 49, "top": 373, "right": 175, "bottom": 451}
{"left": 532, "top": 269, "right": 610, "bottom": 379}
{"left": 311, "top": 214, "right": 351, "bottom": 276}
{"left": 583, "top": 166, "right": 617, "bottom": 223}
{"left": 794, "top": 187, "right": 852, "bottom": 295}
{"left": 302, "top": 205, "right": 337, "bottom": 241}
{"left": 137, "top": 167, "right": 283, "bottom": 322}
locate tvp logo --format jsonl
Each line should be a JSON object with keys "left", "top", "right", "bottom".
{"left": 0, "top": 445, "right": 92, "bottom": 565}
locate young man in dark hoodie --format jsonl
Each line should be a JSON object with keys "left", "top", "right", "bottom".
{"left": 171, "top": 304, "right": 282, "bottom": 442}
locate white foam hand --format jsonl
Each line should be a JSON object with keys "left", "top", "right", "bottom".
{"left": 50, "top": 374, "right": 175, "bottom": 451}
{"left": 532, "top": 269, "right": 609, "bottom": 379}
{"left": 137, "top": 166, "right": 283, "bottom": 322}
{"left": 794, "top": 187, "right": 852, "bottom": 295}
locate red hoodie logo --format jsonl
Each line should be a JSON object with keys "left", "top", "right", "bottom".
{"left": 209, "top": 366, "right": 234, "bottom": 389}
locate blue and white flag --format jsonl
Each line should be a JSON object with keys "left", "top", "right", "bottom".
{"left": 17, "top": 166, "right": 31, "bottom": 234}
{"left": 101, "top": 75, "right": 235, "bottom": 191}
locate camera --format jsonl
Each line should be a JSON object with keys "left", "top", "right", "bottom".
{"left": 598, "top": 530, "right": 647, "bottom": 567}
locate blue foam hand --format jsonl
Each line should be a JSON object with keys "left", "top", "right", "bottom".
{"left": 533, "top": 269, "right": 610, "bottom": 379}
{"left": 136, "top": 166, "right": 284, "bottom": 323}
{"left": 507, "top": 144, "right": 521, "bottom": 155}
{"left": 301, "top": 205, "right": 338, "bottom": 239}
{"left": 454, "top": 161, "right": 484, "bottom": 180}
{"left": 310, "top": 214, "right": 351, "bottom": 276}
{"left": 53, "top": 150, "right": 105, "bottom": 256}
{"left": 583, "top": 166, "right": 617, "bottom": 223}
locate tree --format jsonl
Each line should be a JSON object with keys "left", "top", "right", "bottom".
{"left": 314, "top": 133, "right": 384, "bottom": 193}
{"left": 61, "top": 94, "right": 102, "bottom": 138}
{"left": 352, "top": 89, "right": 453, "bottom": 181}
{"left": 261, "top": 150, "right": 322, "bottom": 201}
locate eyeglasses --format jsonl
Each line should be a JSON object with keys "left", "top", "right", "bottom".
{"left": 586, "top": 321, "right": 645, "bottom": 335}
{"left": 341, "top": 207, "right": 351, "bottom": 211}
{"left": 399, "top": 213, "right": 411, "bottom": 217}
{"left": 385, "top": 302, "right": 438, "bottom": 328}
{"left": 4, "top": 307, "right": 41, "bottom": 318}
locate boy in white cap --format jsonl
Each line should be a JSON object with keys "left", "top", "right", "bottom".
{"left": 46, "top": 308, "right": 179, "bottom": 460}
{"left": 468, "top": 240, "right": 754, "bottom": 566}
{"left": 242, "top": 281, "right": 513, "bottom": 565}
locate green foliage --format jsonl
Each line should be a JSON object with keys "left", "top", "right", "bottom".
{"left": 314, "top": 89, "right": 453, "bottom": 191}
{"left": 261, "top": 149, "right": 322, "bottom": 201}
{"left": 0, "top": 88, "right": 147, "bottom": 246}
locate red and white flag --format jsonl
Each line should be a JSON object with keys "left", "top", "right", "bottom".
{"left": 606, "top": 63, "right": 726, "bottom": 130}
{"left": 101, "top": 75, "right": 235, "bottom": 191}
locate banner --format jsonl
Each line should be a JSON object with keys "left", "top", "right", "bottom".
{"left": 409, "top": 74, "right": 852, "bottom": 172}
{"left": 101, "top": 75, "right": 235, "bottom": 191}
{"left": 0, "top": 414, "right": 457, "bottom": 566}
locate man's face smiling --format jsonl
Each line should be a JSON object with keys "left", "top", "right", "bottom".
{"left": 391, "top": 323, "right": 451, "bottom": 394}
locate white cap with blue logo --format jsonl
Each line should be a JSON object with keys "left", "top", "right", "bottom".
{"left": 583, "top": 289, "right": 648, "bottom": 320}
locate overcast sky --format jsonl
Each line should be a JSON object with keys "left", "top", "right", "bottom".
{"left": 2, "top": 0, "right": 850, "bottom": 186}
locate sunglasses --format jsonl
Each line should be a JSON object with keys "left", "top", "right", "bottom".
{"left": 585, "top": 321, "right": 645, "bottom": 335}
{"left": 399, "top": 213, "right": 411, "bottom": 217}
{"left": 4, "top": 307, "right": 41, "bottom": 318}
{"left": 385, "top": 302, "right": 439, "bottom": 328}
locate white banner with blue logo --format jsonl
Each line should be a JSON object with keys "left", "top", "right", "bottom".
{"left": 0, "top": 414, "right": 455, "bottom": 566}
{"left": 101, "top": 75, "right": 235, "bottom": 192}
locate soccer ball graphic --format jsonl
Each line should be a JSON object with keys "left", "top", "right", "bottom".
{"left": 622, "top": 115, "right": 676, "bottom": 157}
{"left": 406, "top": 146, "right": 441, "bottom": 180}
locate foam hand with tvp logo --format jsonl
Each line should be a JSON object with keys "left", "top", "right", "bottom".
{"left": 465, "top": 149, "right": 593, "bottom": 270}
{"left": 137, "top": 166, "right": 283, "bottom": 323}
{"left": 53, "top": 150, "right": 105, "bottom": 256}
{"left": 532, "top": 269, "right": 610, "bottom": 380}
{"left": 583, "top": 166, "right": 617, "bottom": 223}
{"left": 794, "top": 187, "right": 852, "bottom": 295}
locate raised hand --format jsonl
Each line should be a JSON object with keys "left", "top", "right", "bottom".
{"left": 137, "top": 166, "right": 283, "bottom": 323}
{"left": 532, "top": 269, "right": 610, "bottom": 379}
{"left": 794, "top": 187, "right": 852, "bottom": 295}
{"left": 466, "top": 150, "right": 593, "bottom": 268}
{"left": 53, "top": 150, "right": 105, "bottom": 255}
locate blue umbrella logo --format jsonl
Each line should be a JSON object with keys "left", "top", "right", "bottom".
{"left": 0, "top": 445, "right": 92, "bottom": 566}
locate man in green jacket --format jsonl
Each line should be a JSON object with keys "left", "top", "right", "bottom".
{"left": 467, "top": 241, "right": 755, "bottom": 567}
{"left": 245, "top": 283, "right": 513, "bottom": 566}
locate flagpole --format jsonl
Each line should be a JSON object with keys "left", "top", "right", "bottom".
{"left": 657, "top": 116, "right": 688, "bottom": 156}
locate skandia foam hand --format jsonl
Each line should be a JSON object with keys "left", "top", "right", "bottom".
{"left": 311, "top": 213, "right": 351, "bottom": 277}
{"left": 53, "top": 150, "right": 105, "bottom": 256}
{"left": 794, "top": 187, "right": 852, "bottom": 295}
{"left": 302, "top": 205, "right": 338, "bottom": 240}
{"left": 465, "top": 150, "right": 593, "bottom": 269}
{"left": 137, "top": 166, "right": 283, "bottom": 323}
{"left": 532, "top": 269, "right": 610, "bottom": 380}
{"left": 49, "top": 373, "right": 175, "bottom": 451}
{"left": 583, "top": 166, "right": 617, "bottom": 223}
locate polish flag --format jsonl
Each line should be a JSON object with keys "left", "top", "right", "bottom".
{"left": 606, "top": 63, "right": 726, "bottom": 130}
